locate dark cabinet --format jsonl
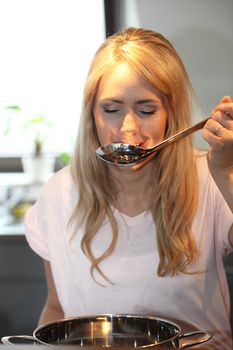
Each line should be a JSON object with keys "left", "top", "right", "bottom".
{"left": 0, "top": 236, "right": 46, "bottom": 338}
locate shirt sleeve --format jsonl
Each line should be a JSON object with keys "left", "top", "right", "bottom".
{"left": 196, "top": 152, "right": 233, "bottom": 256}
{"left": 214, "top": 179, "right": 233, "bottom": 256}
{"left": 24, "top": 204, "right": 50, "bottom": 260}
{"left": 24, "top": 166, "right": 75, "bottom": 262}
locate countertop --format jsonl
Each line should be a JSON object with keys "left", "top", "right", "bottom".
{"left": 0, "top": 222, "right": 24, "bottom": 236}
{"left": 0, "top": 173, "right": 44, "bottom": 236}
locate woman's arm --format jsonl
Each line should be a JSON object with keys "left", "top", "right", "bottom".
{"left": 38, "top": 260, "right": 64, "bottom": 326}
{"left": 203, "top": 96, "right": 233, "bottom": 245}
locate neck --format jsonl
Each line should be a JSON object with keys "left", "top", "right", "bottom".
{"left": 110, "top": 161, "right": 153, "bottom": 190}
{"left": 108, "top": 161, "right": 154, "bottom": 216}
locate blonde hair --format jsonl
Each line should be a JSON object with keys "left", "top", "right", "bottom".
{"left": 71, "top": 27, "right": 199, "bottom": 281}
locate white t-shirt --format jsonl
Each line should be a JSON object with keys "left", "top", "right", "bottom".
{"left": 25, "top": 154, "right": 233, "bottom": 349}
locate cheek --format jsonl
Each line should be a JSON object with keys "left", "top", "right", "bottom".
{"left": 94, "top": 119, "right": 106, "bottom": 144}
{"left": 145, "top": 116, "right": 167, "bottom": 142}
{"left": 154, "top": 124, "right": 166, "bottom": 140}
{"left": 94, "top": 113, "right": 112, "bottom": 145}
{"left": 96, "top": 130, "right": 107, "bottom": 146}
{"left": 93, "top": 106, "right": 103, "bottom": 140}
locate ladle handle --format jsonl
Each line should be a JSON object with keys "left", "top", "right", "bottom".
{"left": 149, "top": 117, "right": 210, "bottom": 154}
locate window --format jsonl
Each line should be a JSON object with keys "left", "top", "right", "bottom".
{"left": 0, "top": 0, "right": 106, "bottom": 156}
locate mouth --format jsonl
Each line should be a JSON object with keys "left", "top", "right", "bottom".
{"left": 113, "top": 140, "right": 144, "bottom": 147}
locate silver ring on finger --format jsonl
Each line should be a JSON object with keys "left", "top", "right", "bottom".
{"left": 214, "top": 126, "right": 223, "bottom": 135}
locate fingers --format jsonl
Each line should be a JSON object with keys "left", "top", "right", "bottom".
{"left": 211, "top": 95, "right": 233, "bottom": 118}
{"left": 208, "top": 96, "right": 233, "bottom": 139}
{"left": 211, "top": 110, "right": 232, "bottom": 129}
{"left": 203, "top": 120, "right": 225, "bottom": 142}
{"left": 203, "top": 96, "right": 233, "bottom": 170}
{"left": 219, "top": 95, "right": 232, "bottom": 103}
{"left": 203, "top": 96, "right": 233, "bottom": 143}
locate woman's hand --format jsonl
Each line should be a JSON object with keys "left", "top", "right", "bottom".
{"left": 203, "top": 95, "right": 233, "bottom": 170}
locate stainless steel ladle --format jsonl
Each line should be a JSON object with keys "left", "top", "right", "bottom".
{"left": 96, "top": 117, "right": 209, "bottom": 166}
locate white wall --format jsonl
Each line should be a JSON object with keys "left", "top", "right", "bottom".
{"left": 113, "top": 0, "right": 233, "bottom": 147}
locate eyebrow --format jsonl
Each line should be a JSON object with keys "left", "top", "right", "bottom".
{"left": 102, "top": 99, "right": 160, "bottom": 104}
{"left": 136, "top": 99, "right": 159, "bottom": 105}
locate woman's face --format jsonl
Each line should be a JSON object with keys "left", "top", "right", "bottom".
{"left": 93, "top": 62, "right": 167, "bottom": 161}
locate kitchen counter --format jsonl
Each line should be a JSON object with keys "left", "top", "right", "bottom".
{"left": 0, "top": 219, "right": 24, "bottom": 236}
{"left": 0, "top": 173, "right": 33, "bottom": 186}
{"left": 0, "top": 173, "right": 45, "bottom": 236}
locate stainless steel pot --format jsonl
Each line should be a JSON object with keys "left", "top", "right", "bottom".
{"left": 1, "top": 314, "right": 212, "bottom": 349}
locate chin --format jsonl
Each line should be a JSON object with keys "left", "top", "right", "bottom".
{"left": 122, "top": 155, "right": 156, "bottom": 172}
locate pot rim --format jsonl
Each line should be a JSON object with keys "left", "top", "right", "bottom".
{"left": 33, "top": 313, "right": 182, "bottom": 347}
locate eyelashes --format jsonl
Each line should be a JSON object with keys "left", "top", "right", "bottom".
{"left": 103, "top": 108, "right": 119, "bottom": 113}
{"left": 103, "top": 108, "right": 157, "bottom": 116}
{"left": 140, "top": 110, "right": 156, "bottom": 115}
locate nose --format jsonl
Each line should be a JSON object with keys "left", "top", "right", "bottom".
{"left": 120, "top": 112, "right": 140, "bottom": 135}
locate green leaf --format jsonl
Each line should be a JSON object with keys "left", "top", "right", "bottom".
{"left": 6, "top": 105, "right": 21, "bottom": 112}
{"left": 59, "top": 152, "right": 71, "bottom": 166}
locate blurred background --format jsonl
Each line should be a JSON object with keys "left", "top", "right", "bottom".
{"left": 0, "top": 0, "right": 233, "bottom": 340}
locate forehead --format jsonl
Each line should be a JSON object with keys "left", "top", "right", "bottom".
{"left": 96, "top": 62, "right": 162, "bottom": 100}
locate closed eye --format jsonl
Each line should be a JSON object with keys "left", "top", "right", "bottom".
{"left": 140, "top": 110, "right": 156, "bottom": 115}
{"left": 137, "top": 100, "right": 160, "bottom": 116}
{"left": 103, "top": 107, "right": 119, "bottom": 113}
{"left": 138, "top": 109, "right": 157, "bottom": 117}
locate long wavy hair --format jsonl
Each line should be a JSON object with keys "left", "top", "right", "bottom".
{"left": 71, "top": 27, "right": 199, "bottom": 282}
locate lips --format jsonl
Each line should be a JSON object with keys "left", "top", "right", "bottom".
{"left": 114, "top": 140, "right": 144, "bottom": 146}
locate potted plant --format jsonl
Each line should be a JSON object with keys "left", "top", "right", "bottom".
{"left": 4, "top": 105, "right": 56, "bottom": 183}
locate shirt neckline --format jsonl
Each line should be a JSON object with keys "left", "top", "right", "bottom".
{"left": 111, "top": 206, "right": 151, "bottom": 226}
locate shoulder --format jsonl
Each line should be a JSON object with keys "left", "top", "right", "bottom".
{"left": 193, "top": 150, "right": 233, "bottom": 252}
{"left": 42, "top": 165, "right": 73, "bottom": 193}
{"left": 44, "top": 165, "right": 72, "bottom": 188}
{"left": 193, "top": 149, "right": 213, "bottom": 185}
{"left": 193, "top": 149, "right": 228, "bottom": 199}
{"left": 193, "top": 149, "right": 208, "bottom": 171}
{"left": 193, "top": 149, "right": 221, "bottom": 205}
{"left": 39, "top": 165, "right": 77, "bottom": 208}
{"left": 25, "top": 166, "right": 76, "bottom": 260}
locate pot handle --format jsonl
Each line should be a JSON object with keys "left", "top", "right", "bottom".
{"left": 179, "top": 331, "right": 213, "bottom": 349}
{"left": 1, "top": 335, "right": 37, "bottom": 345}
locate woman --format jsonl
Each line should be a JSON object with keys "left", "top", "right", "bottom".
{"left": 25, "top": 27, "right": 233, "bottom": 348}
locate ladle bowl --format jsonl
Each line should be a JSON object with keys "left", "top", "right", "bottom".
{"left": 96, "top": 118, "right": 209, "bottom": 166}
